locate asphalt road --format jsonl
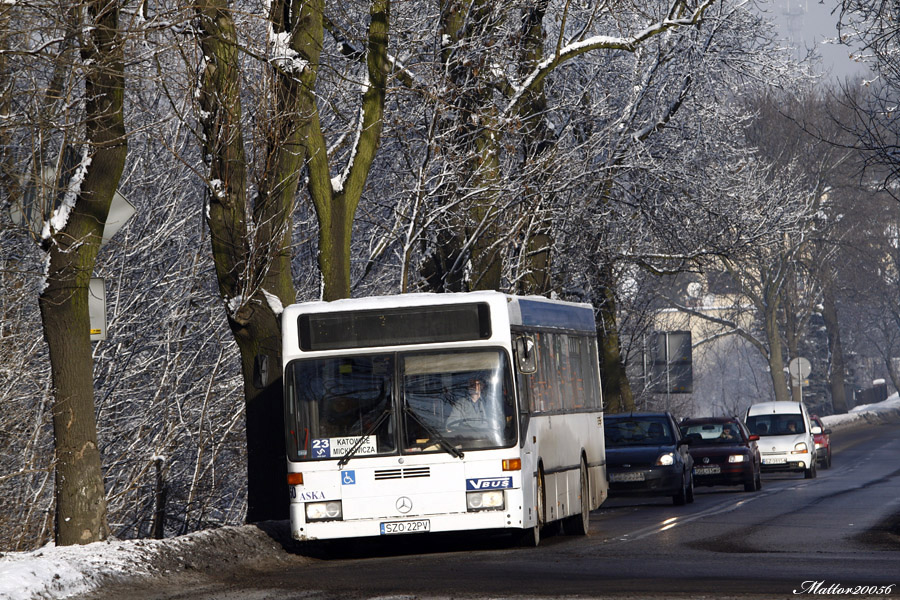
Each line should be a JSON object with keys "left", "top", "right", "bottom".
{"left": 85, "top": 421, "right": 900, "bottom": 600}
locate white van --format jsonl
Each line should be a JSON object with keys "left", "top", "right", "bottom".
{"left": 745, "top": 401, "right": 817, "bottom": 479}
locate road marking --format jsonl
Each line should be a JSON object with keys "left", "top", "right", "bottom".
{"left": 606, "top": 492, "right": 774, "bottom": 543}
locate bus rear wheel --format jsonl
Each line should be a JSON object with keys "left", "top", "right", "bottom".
{"left": 565, "top": 458, "right": 590, "bottom": 536}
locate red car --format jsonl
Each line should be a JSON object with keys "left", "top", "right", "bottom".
{"left": 810, "top": 415, "right": 832, "bottom": 469}
{"left": 680, "top": 417, "right": 762, "bottom": 492}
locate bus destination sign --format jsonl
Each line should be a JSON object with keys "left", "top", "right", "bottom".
{"left": 311, "top": 436, "right": 378, "bottom": 459}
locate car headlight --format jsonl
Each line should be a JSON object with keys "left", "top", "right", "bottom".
{"left": 306, "top": 500, "right": 343, "bottom": 521}
{"left": 728, "top": 455, "right": 745, "bottom": 463}
{"left": 656, "top": 452, "right": 675, "bottom": 466}
{"left": 467, "top": 490, "right": 505, "bottom": 511}
{"left": 792, "top": 442, "right": 808, "bottom": 454}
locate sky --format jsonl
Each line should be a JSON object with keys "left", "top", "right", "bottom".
{"left": 2, "top": 393, "right": 899, "bottom": 600}
{"left": 761, "top": 0, "right": 870, "bottom": 81}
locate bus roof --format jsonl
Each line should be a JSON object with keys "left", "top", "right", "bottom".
{"left": 283, "top": 292, "right": 596, "bottom": 334}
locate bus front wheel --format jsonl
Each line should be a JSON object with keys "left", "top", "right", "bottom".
{"left": 519, "top": 467, "right": 545, "bottom": 547}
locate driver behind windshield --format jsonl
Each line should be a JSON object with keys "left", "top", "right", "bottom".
{"left": 719, "top": 425, "right": 738, "bottom": 441}
{"left": 447, "top": 375, "right": 488, "bottom": 430}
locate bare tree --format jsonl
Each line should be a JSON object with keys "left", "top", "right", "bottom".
{"left": 838, "top": 0, "right": 900, "bottom": 189}
{"left": 664, "top": 89, "right": 857, "bottom": 407}
{"left": 0, "top": 0, "right": 128, "bottom": 546}
{"left": 348, "top": 1, "right": 795, "bottom": 412}
{"left": 185, "top": 0, "right": 390, "bottom": 520}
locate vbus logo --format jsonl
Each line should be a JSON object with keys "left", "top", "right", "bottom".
{"left": 466, "top": 477, "right": 512, "bottom": 491}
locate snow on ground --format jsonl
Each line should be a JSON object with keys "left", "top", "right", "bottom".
{"left": 3, "top": 394, "right": 900, "bottom": 600}
{"left": 819, "top": 392, "right": 900, "bottom": 430}
{"left": 0, "top": 522, "right": 296, "bottom": 600}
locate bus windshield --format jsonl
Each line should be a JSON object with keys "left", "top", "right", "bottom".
{"left": 285, "top": 349, "right": 516, "bottom": 461}
{"left": 402, "top": 350, "right": 516, "bottom": 452}
{"left": 285, "top": 355, "right": 396, "bottom": 461}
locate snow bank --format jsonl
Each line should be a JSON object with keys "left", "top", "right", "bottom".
{"left": 1, "top": 536, "right": 153, "bottom": 600}
{"left": 821, "top": 392, "right": 900, "bottom": 431}
{"left": 0, "top": 524, "right": 295, "bottom": 600}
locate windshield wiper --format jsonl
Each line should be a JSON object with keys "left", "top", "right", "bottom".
{"left": 403, "top": 405, "right": 464, "bottom": 459}
{"left": 338, "top": 409, "right": 391, "bottom": 468}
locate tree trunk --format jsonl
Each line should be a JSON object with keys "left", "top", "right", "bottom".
{"left": 195, "top": 0, "right": 388, "bottom": 519}
{"left": 307, "top": 0, "right": 388, "bottom": 301}
{"left": 230, "top": 305, "right": 290, "bottom": 522}
{"left": 763, "top": 304, "right": 791, "bottom": 403}
{"left": 38, "top": 0, "right": 127, "bottom": 545}
{"left": 433, "top": 0, "right": 507, "bottom": 292}
{"left": 420, "top": 229, "right": 466, "bottom": 292}
{"left": 782, "top": 272, "right": 804, "bottom": 403}
{"left": 40, "top": 282, "right": 110, "bottom": 545}
{"left": 519, "top": 231, "right": 552, "bottom": 295}
{"left": 597, "top": 275, "right": 634, "bottom": 413}
{"left": 822, "top": 282, "right": 848, "bottom": 413}
{"left": 316, "top": 189, "right": 354, "bottom": 301}
{"left": 195, "top": 0, "right": 312, "bottom": 522}
{"left": 514, "top": 0, "right": 554, "bottom": 296}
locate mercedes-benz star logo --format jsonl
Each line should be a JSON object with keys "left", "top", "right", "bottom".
{"left": 396, "top": 496, "right": 413, "bottom": 514}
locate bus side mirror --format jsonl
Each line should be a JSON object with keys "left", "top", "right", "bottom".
{"left": 514, "top": 335, "right": 537, "bottom": 374}
{"left": 253, "top": 354, "right": 270, "bottom": 389}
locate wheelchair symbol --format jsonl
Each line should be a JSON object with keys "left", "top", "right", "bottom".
{"left": 342, "top": 470, "right": 356, "bottom": 485}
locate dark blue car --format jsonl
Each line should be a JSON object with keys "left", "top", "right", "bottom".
{"left": 604, "top": 412, "right": 694, "bottom": 505}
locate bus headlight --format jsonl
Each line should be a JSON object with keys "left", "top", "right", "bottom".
{"left": 306, "top": 500, "right": 343, "bottom": 521}
{"left": 466, "top": 490, "right": 505, "bottom": 511}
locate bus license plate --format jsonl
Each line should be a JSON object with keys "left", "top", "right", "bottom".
{"left": 380, "top": 520, "right": 430, "bottom": 535}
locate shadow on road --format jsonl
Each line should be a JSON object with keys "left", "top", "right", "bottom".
{"left": 252, "top": 519, "right": 572, "bottom": 560}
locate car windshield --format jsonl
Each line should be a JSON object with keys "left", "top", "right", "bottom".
{"left": 680, "top": 422, "right": 744, "bottom": 444}
{"left": 746, "top": 413, "right": 806, "bottom": 436}
{"left": 604, "top": 417, "right": 674, "bottom": 447}
{"left": 284, "top": 349, "right": 516, "bottom": 461}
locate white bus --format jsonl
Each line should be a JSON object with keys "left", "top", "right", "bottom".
{"left": 282, "top": 291, "right": 607, "bottom": 546}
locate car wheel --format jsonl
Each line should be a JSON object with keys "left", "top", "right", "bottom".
{"left": 685, "top": 472, "right": 695, "bottom": 504}
{"left": 673, "top": 473, "right": 688, "bottom": 506}
{"left": 804, "top": 460, "right": 817, "bottom": 479}
{"left": 744, "top": 472, "right": 758, "bottom": 492}
{"left": 824, "top": 451, "right": 832, "bottom": 469}
{"left": 565, "top": 458, "right": 590, "bottom": 536}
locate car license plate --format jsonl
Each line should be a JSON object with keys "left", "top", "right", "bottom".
{"left": 762, "top": 457, "right": 787, "bottom": 465}
{"left": 694, "top": 465, "right": 720, "bottom": 475}
{"left": 610, "top": 472, "right": 645, "bottom": 482}
{"left": 380, "top": 520, "right": 430, "bottom": 535}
